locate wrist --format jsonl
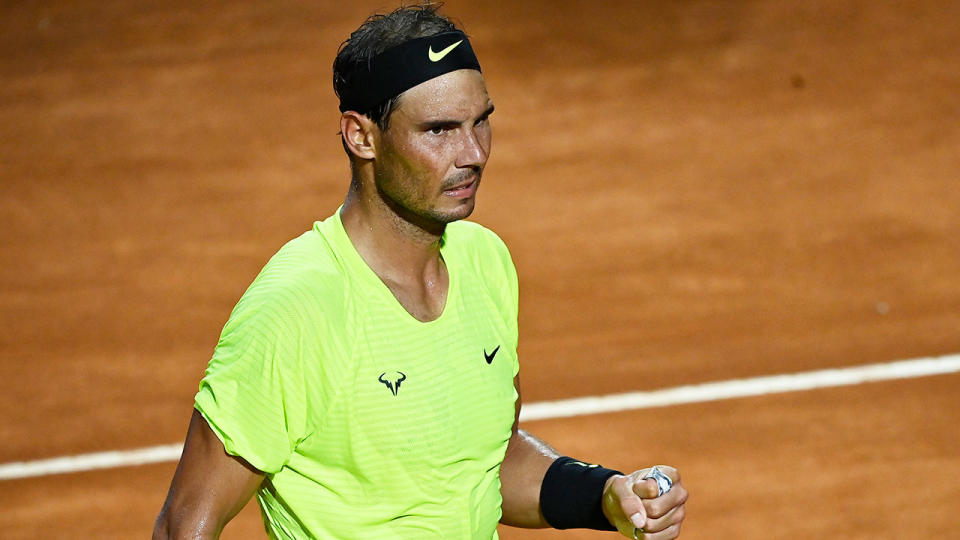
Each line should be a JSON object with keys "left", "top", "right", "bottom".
{"left": 539, "top": 456, "right": 622, "bottom": 530}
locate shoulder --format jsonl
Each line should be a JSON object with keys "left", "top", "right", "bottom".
{"left": 446, "top": 220, "right": 518, "bottom": 303}
{"left": 229, "top": 226, "right": 349, "bottom": 332}
{"left": 445, "top": 220, "right": 512, "bottom": 262}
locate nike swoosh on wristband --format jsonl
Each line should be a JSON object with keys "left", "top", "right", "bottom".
{"left": 428, "top": 40, "right": 463, "bottom": 62}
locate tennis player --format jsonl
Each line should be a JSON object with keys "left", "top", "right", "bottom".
{"left": 154, "top": 4, "right": 687, "bottom": 539}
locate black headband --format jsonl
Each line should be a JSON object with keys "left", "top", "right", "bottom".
{"left": 338, "top": 31, "right": 482, "bottom": 113}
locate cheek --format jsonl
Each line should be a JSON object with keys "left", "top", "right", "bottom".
{"left": 384, "top": 140, "right": 427, "bottom": 177}
{"left": 475, "top": 124, "right": 493, "bottom": 154}
{"left": 380, "top": 144, "right": 445, "bottom": 198}
{"left": 380, "top": 132, "right": 457, "bottom": 186}
{"left": 402, "top": 139, "right": 452, "bottom": 176}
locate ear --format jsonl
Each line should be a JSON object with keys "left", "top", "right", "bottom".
{"left": 340, "top": 112, "right": 377, "bottom": 160}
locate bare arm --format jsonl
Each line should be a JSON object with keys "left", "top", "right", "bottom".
{"left": 153, "top": 409, "right": 265, "bottom": 540}
{"left": 498, "top": 374, "right": 558, "bottom": 528}
{"left": 498, "top": 374, "right": 688, "bottom": 537}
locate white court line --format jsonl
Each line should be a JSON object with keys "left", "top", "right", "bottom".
{"left": 2, "top": 353, "right": 959, "bottom": 481}
{"left": 0, "top": 444, "right": 187, "bottom": 482}
{"left": 519, "top": 353, "right": 960, "bottom": 421}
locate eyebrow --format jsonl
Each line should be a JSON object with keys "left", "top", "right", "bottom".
{"left": 479, "top": 103, "right": 495, "bottom": 120}
{"left": 419, "top": 103, "right": 496, "bottom": 130}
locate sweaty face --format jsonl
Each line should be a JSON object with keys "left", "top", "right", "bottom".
{"left": 372, "top": 69, "right": 494, "bottom": 227}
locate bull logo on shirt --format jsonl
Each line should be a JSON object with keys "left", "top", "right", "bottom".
{"left": 378, "top": 371, "right": 407, "bottom": 396}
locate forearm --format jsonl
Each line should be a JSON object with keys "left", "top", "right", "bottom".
{"left": 498, "top": 428, "right": 559, "bottom": 528}
{"left": 154, "top": 482, "right": 239, "bottom": 540}
{"left": 153, "top": 506, "right": 222, "bottom": 540}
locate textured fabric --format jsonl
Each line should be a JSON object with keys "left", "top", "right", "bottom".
{"left": 539, "top": 457, "right": 621, "bottom": 530}
{"left": 195, "top": 209, "right": 519, "bottom": 539}
{"left": 337, "top": 31, "right": 482, "bottom": 113}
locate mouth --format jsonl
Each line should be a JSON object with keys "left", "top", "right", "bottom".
{"left": 442, "top": 176, "right": 480, "bottom": 199}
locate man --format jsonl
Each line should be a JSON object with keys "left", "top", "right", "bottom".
{"left": 154, "top": 5, "right": 687, "bottom": 539}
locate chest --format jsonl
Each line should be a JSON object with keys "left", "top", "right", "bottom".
{"left": 299, "top": 283, "right": 518, "bottom": 478}
{"left": 351, "top": 299, "right": 516, "bottom": 462}
{"left": 380, "top": 268, "right": 450, "bottom": 323}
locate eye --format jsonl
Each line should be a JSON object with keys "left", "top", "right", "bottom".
{"left": 429, "top": 126, "right": 446, "bottom": 135}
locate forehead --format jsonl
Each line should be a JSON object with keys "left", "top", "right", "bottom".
{"left": 393, "top": 69, "right": 491, "bottom": 121}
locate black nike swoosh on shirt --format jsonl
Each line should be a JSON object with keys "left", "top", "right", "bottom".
{"left": 484, "top": 345, "right": 500, "bottom": 364}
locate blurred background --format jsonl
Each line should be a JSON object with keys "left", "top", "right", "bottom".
{"left": 1, "top": 1, "right": 958, "bottom": 538}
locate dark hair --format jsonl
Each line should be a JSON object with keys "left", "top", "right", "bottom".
{"left": 333, "top": 3, "right": 460, "bottom": 130}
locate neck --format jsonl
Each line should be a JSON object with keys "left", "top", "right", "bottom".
{"left": 340, "top": 179, "right": 445, "bottom": 287}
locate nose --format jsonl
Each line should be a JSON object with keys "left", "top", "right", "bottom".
{"left": 455, "top": 125, "right": 490, "bottom": 170}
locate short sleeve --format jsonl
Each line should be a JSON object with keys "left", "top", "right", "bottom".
{"left": 195, "top": 281, "right": 312, "bottom": 475}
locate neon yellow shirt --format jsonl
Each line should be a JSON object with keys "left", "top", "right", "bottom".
{"left": 195, "top": 210, "right": 519, "bottom": 539}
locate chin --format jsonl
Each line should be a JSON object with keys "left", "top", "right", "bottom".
{"left": 438, "top": 199, "right": 477, "bottom": 223}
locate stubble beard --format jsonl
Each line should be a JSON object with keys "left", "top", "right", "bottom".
{"left": 376, "top": 169, "right": 481, "bottom": 236}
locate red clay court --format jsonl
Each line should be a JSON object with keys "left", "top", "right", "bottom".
{"left": 1, "top": 1, "right": 958, "bottom": 538}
